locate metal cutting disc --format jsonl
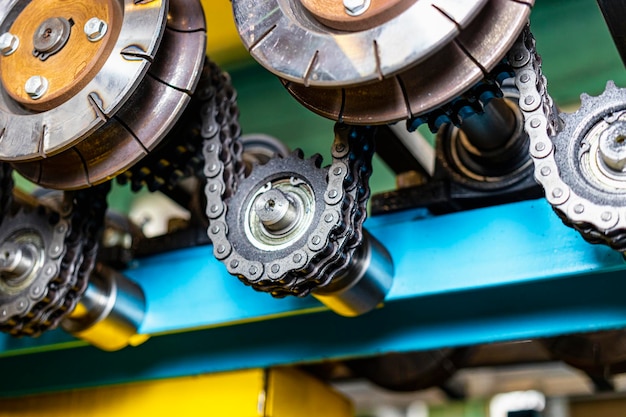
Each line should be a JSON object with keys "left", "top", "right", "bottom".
{"left": 283, "top": 0, "right": 533, "bottom": 124}
{"left": 232, "top": 0, "right": 488, "bottom": 87}
{"left": 0, "top": 0, "right": 206, "bottom": 189}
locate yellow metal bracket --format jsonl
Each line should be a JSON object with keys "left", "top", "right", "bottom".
{"left": 0, "top": 368, "right": 353, "bottom": 417}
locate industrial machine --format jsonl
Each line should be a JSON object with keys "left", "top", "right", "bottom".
{"left": 2, "top": 0, "right": 626, "bottom": 415}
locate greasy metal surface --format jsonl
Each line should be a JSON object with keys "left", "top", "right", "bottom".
{"left": 284, "top": 0, "right": 532, "bottom": 124}
{"left": 233, "top": 0, "right": 487, "bottom": 87}
{"left": 0, "top": 0, "right": 165, "bottom": 162}
{"left": 0, "top": 0, "right": 122, "bottom": 111}
{"left": 12, "top": 0, "right": 206, "bottom": 189}
{"left": 299, "top": 0, "right": 417, "bottom": 31}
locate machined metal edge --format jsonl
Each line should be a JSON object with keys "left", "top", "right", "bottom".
{"left": 11, "top": 0, "right": 206, "bottom": 189}
{"left": 283, "top": 0, "right": 533, "bottom": 124}
{"left": 0, "top": 0, "right": 168, "bottom": 162}
{"left": 233, "top": 0, "right": 488, "bottom": 88}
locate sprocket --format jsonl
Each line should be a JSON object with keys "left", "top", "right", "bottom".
{"left": 511, "top": 27, "right": 626, "bottom": 251}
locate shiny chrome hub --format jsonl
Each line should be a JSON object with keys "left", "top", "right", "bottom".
{"left": 0, "top": 236, "right": 44, "bottom": 295}
{"left": 245, "top": 177, "right": 316, "bottom": 251}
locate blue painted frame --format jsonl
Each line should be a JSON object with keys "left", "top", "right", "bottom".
{"left": 1, "top": 199, "right": 625, "bottom": 396}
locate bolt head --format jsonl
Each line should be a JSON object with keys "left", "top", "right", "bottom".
{"left": 343, "top": 0, "right": 369, "bottom": 16}
{"left": 0, "top": 32, "right": 19, "bottom": 56}
{"left": 24, "top": 75, "right": 49, "bottom": 99}
{"left": 84, "top": 17, "right": 108, "bottom": 42}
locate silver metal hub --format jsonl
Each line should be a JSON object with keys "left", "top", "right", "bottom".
{"left": 0, "top": 230, "right": 45, "bottom": 297}
{"left": 254, "top": 188, "right": 299, "bottom": 234}
{"left": 32, "top": 17, "right": 72, "bottom": 60}
{"left": 0, "top": 241, "right": 38, "bottom": 286}
{"left": 245, "top": 178, "right": 315, "bottom": 251}
{"left": 581, "top": 114, "right": 626, "bottom": 193}
{"left": 598, "top": 120, "right": 626, "bottom": 173}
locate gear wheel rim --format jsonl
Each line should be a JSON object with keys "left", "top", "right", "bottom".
{"left": 554, "top": 82, "right": 626, "bottom": 206}
{"left": 0, "top": 0, "right": 167, "bottom": 162}
{"left": 225, "top": 151, "right": 328, "bottom": 265}
{"left": 8, "top": 0, "right": 206, "bottom": 190}
{"left": 282, "top": 0, "right": 532, "bottom": 124}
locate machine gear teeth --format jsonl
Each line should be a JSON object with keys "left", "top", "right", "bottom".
{"left": 0, "top": 181, "right": 110, "bottom": 337}
{"left": 512, "top": 29, "right": 626, "bottom": 252}
{"left": 223, "top": 149, "right": 331, "bottom": 293}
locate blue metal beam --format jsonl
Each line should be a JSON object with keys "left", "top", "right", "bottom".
{"left": 1, "top": 199, "right": 625, "bottom": 396}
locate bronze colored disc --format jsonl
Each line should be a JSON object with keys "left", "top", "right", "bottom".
{"left": 299, "top": 0, "right": 417, "bottom": 31}
{"left": 0, "top": 0, "right": 122, "bottom": 111}
{"left": 284, "top": 0, "right": 533, "bottom": 125}
{"left": 12, "top": 0, "right": 207, "bottom": 190}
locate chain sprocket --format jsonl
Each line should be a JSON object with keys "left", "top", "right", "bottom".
{"left": 206, "top": 124, "right": 375, "bottom": 297}
{"left": 510, "top": 26, "right": 626, "bottom": 252}
{"left": 0, "top": 176, "right": 109, "bottom": 337}
{"left": 200, "top": 63, "right": 376, "bottom": 296}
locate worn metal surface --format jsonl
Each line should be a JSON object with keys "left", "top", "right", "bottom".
{"left": 301, "top": 0, "right": 415, "bottom": 31}
{"left": 284, "top": 0, "right": 532, "bottom": 124}
{"left": 0, "top": 0, "right": 166, "bottom": 161}
{"left": 11, "top": 0, "right": 206, "bottom": 189}
{"left": 233, "top": 0, "right": 487, "bottom": 87}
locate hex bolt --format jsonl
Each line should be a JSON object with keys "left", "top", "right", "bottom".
{"left": 599, "top": 121, "right": 626, "bottom": 172}
{"left": 84, "top": 17, "right": 108, "bottom": 42}
{"left": 343, "top": 0, "right": 371, "bottom": 16}
{"left": 0, "top": 32, "right": 19, "bottom": 56}
{"left": 24, "top": 75, "right": 49, "bottom": 100}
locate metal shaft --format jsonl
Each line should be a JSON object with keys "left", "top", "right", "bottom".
{"left": 313, "top": 230, "right": 393, "bottom": 317}
{"left": 0, "top": 242, "right": 36, "bottom": 284}
{"left": 460, "top": 98, "right": 517, "bottom": 151}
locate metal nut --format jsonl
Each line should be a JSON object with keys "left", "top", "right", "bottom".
{"left": 84, "top": 17, "right": 108, "bottom": 42}
{"left": 24, "top": 75, "right": 49, "bottom": 100}
{"left": 0, "top": 32, "right": 19, "bottom": 56}
{"left": 343, "top": 0, "right": 370, "bottom": 16}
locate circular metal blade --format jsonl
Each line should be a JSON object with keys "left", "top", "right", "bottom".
{"left": 283, "top": 0, "right": 533, "bottom": 124}
{"left": 233, "top": 0, "right": 488, "bottom": 88}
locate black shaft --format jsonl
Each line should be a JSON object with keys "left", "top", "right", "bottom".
{"left": 460, "top": 98, "right": 516, "bottom": 151}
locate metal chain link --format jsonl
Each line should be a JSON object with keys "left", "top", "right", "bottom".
{"left": 202, "top": 64, "right": 375, "bottom": 297}
{"left": 0, "top": 177, "right": 110, "bottom": 337}
{"left": 117, "top": 60, "right": 218, "bottom": 193}
{"left": 509, "top": 26, "right": 626, "bottom": 251}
